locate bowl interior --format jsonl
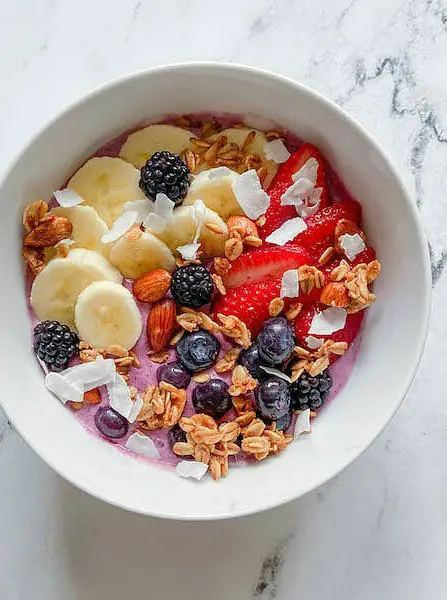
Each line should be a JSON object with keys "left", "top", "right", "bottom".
{"left": 0, "top": 64, "right": 430, "bottom": 519}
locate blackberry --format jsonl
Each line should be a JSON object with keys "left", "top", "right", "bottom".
{"left": 34, "top": 320, "right": 79, "bottom": 371}
{"left": 139, "top": 151, "right": 190, "bottom": 205}
{"left": 170, "top": 264, "right": 215, "bottom": 308}
{"left": 291, "top": 369, "right": 332, "bottom": 412}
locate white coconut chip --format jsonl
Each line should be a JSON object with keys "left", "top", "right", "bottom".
{"left": 339, "top": 233, "right": 366, "bottom": 261}
{"left": 127, "top": 395, "right": 144, "bottom": 423}
{"left": 305, "top": 335, "right": 324, "bottom": 350}
{"left": 294, "top": 409, "right": 311, "bottom": 438}
{"left": 263, "top": 139, "right": 291, "bottom": 164}
{"left": 143, "top": 212, "right": 167, "bottom": 233}
{"left": 281, "top": 177, "right": 314, "bottom": 207}
{"left": 177, "top": 242, "right": 201, "bottom": 261}
{"left": 260, "top": 365, "right": 292, "bottom": 383}
{"left": 176, "top": 460, "right": 209, "bottom": 481}
{"left": 192, "top": 199, "right": 206, "bottom": 243}
{"left": 107, "top": 373, "right": 132, "bottom": 420}
{"left": 124, "top": 198, "right": 152, "bottom": 221}
{"left": 45, "top": 372, "right": 83, "bottom": 404}
{"left": 265, "top": 217, "right": 307, "bottom": 246}
{"left": 309, "top": 307, "right": 347, "bottom": 335}
{"left": 292, "top": 157, "right": 319, "bottom": 185}
{"left": 125, "top": 432, "right": 160, "bottom": 459}
{"left": 101, "top": 210, "right": 140, "bottom": 244}
{"left": 142, "top": 193, "right": 175, "bottom": 233}
{"left": 231, "top": 170, "right": 270, "bottom": 220}
{"left": 280, "top": 269, "right": 300, "bottom": 298}
{"left": 53, "top": 188, "right": 85, "bottom": 208}
{"left": 207, "top": 166, "right": 233, "bottom": 180}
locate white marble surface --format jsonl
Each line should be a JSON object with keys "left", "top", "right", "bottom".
{"left": 0, "top": 0, "right": 445, "bottom": 598}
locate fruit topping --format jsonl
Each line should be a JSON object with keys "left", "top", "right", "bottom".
{"left": 291, "top": 369, "right": 332, "bottom": 411}
{"left": 132, "top": 269, "right": 172, "bottom": 303}
{"left": 120, "top": 124, "right": 194, "bottom": 168}
{"left": 95, "top": 405, "right": 129, "bottom": 439}
{"left": 257, "top": 317, "right": 295, "bottom": 366}
{"left": 275, "top": 410, "right": 293, "bottom": 432}
{"left": 170, "top": 264, "right": 215, "bottom": 309}
{"left": 168, "top": 423, "right": 187, "bottom": 448}
{"left": 239, "top": 343, "right": 264, "bottom": 379}
{"left": 192, "top": 379, "right": 232, "bottom": 419}
{"left": 156, "top": 361, "right": 191, "bottom": 389}
{"left": 176, "top": 330, "right": 221, "bottom": 373}
{"left": 184, "top": 167, "right": 243, "bottom": 221}
{"left": 34, "top": 320, "right": 79, "bottom": 372}
{"left": 139, "top": 151, "right": 190, "bottom": 206}
{"left": 255, "top": 377, "right": 291, "bottom": 421}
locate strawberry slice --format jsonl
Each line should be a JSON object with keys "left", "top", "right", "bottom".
{"left": 261, "top": 144, "right": 330, "bottom": 239}
{"left": 222, "top": 245, "right": 312, "bottom": 289}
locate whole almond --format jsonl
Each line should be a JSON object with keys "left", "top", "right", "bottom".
{"left": 226, "top": 215, "right": 259, "bottom": 239}
{"left": 334, "top": 219, "right": 366, "bottom": 254}
{"left": 147, "top": 298, "right": 177, "bottom": 352}
{"left": 133, "top": 269, "right": 172, "bottom": 303}
{"left": 320, "top": 282, "right": 350, "bottom": 307}
{"left": 84, "top": 388, "right": 102, "bottom": 404}
{"left": 24, "top": 214, "right": 73, "bottom": 247}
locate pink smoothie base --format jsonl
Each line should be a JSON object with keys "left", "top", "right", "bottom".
{"left": 25, "top": 112, "right": 364, "bottom": 473}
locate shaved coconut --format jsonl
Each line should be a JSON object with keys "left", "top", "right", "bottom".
{"left": 125, "top": 432, "right": 160, "bottom": 459}
{"left": 124, "top": 198, "right": 152, "bottom": 221}
{"left": 177, "top": 242, "right": 201, "bottom": 261}
{"left": 260, "top": 366, "right": 292, "bottom": 383}
{"left": 192, "top": 199, "right": 206, "bottom": 243}
{"left": 143, "top": 212, "right": 166, "bottom": 233}
{"left": 63, "top": 356, "right": 116, "bottom": 391}
{"left": 264, "top": 139, "right": 291, "bottom": 164}
{"left": 231, "top": 170, "right": 270, "bottom": 220}
{"left": 153, "top": 193, "right": 175, "bottom": 221}
{"left": 54, "top": 188, "right": 85, "bottom": 208}
{"left": 107, "top": 373, "right": 132, "bottom": 420}
{"left": 281, "top": 177, "right": 314, "bottom": 207}
{"left": 280, "top": 269, "right": 300, "bottom": 298}
{"left": 309, "top": 307, "right": 347, "bottom": 335}
{"left": 101, "top": 210, "right": 139, "bottom": 244}
{"left": 292, "top": 157, "right": 319, "bottom": 185}
{"left": 339, "top": 233, "right": 366, "bottom": 261}
{"left": 305, "top": 335, "right": 323, "bottom": 350}
{"left": 176, "top": 460, "right": 208, "bottom": 481}
{"left": 45, "top": 372, "right": 83, "bottom": 404}
{"left": 128, "top": 395, "right": 144, "bottom": 423}
{"left": 265, "top": 217, "right": 307, "bottom": 246}
{"left": 294, "top": 409, "right": 311, "bottom": 438}
{"left": 140, "top": 193, "right": 175, "bottom": 233}
{"left": 207, "top": 166, "right": 233, "bottom": 180}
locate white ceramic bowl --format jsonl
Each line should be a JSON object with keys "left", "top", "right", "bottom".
{"left": 0, "top": 64, "right": 430, "bottom": 520}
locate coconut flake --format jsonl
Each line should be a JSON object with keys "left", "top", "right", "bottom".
{"left": 107, "top": 373, "right": 132, "bottom": 419}
{"left": 128, "top": 395, "right": 144, "bottom": 423}
{"left": 231, "top": 170, "right": 270, "bottom": 220}
{"left": 124, "top": 198, "right": 152, "bottom": 220}
{"left": 281, "top": 177, "right": 314, "bottom": 207}
{"left": 309, "top": 307, "right": 347, "bottom": 335}
{"left": 263, "top": 139, "right": 291, "bottom": 164}
{"left": 294, "top": 409, "right": 311, "bottom": 438}
{"left": 53, "top": 188, "right": 85, "bottom": 208}
{"left": 176, "top": 460, "right": 209, "bottom": 481}
{"left": 265, "top": 217, "right": 307, "bottom": 246}
{"left": 101, "top": 210, "right": 140, "bottom": 244}
{"left": 280, "top": 269, "right": 300, "bottom": 298}
{"left": 62, "top": 356, "right": 116, "bottom": 391}
{"left": 339, "top": 233, "right": 366, "bottom": 261}
{"left": 305, "top": 335, "right": 323, "bottom": 350}
{"left": 192, "top": 199, "right": 206, "bottom": 243}
{"left": 292, "top": 157, "right": 319, "bottom": 185}
{"left": 259, "top": 366, "right": 292, "bottom": 383}
{"left": 177, "top": 242, "right": 201, "bottom": 261}
{"left": 45, "top": 372, "right": 83, "bottom": 404}
{"left": 143, "top": 212, "right": 167, "bottom": 233}
{"left": 207, "top": 166, "right": 233, "bottom": 180}
{"left": 125, "top": 432, "right": 160, "bottom": 459}
{"left": 141, "top": 193, "right": 175, "bottom": 233}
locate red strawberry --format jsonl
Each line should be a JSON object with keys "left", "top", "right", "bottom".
{"left": 261, "top": 144, "right": 330, "bottom": 239}
{"left": 222, "top": 245, "right": 312, "bottom": 289}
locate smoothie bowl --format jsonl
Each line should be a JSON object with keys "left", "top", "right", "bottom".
{"left": 1, "top": 64, "right": 430, "bottom": 519}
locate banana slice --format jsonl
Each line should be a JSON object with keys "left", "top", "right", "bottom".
{"left": 208, "top": 127, "right": 278, "bottom": 187}
{"left": 67, "top": 157, "right": 142, "bottom": 228}
{"left": 75, "top": 281, "right": 142, "bottom": 351}
{"left": 45, "top": 205, "right": 109, "bottom": 261}
{"left": 183, "top": 167, "right": 244, "bottom": 221}
{"left": 119, "top": 125, "right": 193, "bottom": 168}
{"left": 30, "top": 248, "right": 122, "bottom": 330}
{"left": 150, "top": 205, "right": 227, "bottom": 258}
{"left": 109, "top": 228, "right": 175, "bottom": 279}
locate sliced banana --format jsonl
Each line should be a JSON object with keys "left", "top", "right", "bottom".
{"left": 150, "top": 205, "right": 227, "bottom": 258}
{"left": 109, "top": 228, "right": 175, "bottom": 279}
{"left": 75, "top": 281, "right": 142, "bottom": 351}
{"left": 67, "top": 157, "right": 142, "bottom": 228}
{"left": 208, "top": 127, "right": 278, "bottom": 187}
{"left": 183, "top": 167, "right": 244, "bottom": 221}
{"left": 30, "top": 248, "right": 122, "bottom": 330}
{"left": 119, "top": 124, "right": 194, "bottom": 168}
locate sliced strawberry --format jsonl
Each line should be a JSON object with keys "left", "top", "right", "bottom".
{"left": 222, "top": 245, "right": 312, "bottom": 289}
{"left": 261, "top": 144, "right": 330, "bottom": 239}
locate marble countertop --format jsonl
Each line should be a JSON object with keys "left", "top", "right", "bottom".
{"left": 0, "top": 0, "right": 444, "bottom": 598}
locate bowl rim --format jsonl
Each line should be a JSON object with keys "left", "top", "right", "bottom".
{"left": 1, "top": 62, "right": 432, "bottom": 520}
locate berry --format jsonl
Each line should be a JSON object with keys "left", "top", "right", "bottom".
{"left": 255, "top": 377, "right": 291, "bottom": 421}
{"left": 170, "top": 264, "right": 215, "bottom": 308}
{"left": 157, "top": 361, "right": 191, "bottom": 389}
{"left": 176, "top": 330, "right": 220, "bottom": 373}
{"left": 139, "top": 151, "right": 190, "bottom": 205}
{"left": 34, "top": 320, "right": 79, "bottom": 371}
{"left": 275, "top": 410, "right": 292, "bottom": 432}
{"left": 192, "top": 379, "right": 232, "bottom": 419}
{"left": 222, "top": 245, "right": 312, "bottom": 289}
{"left": 257, "top": 317, "right": 295, "bottom": 366}
{"left": 95, "top": 406, "right": 129, "bottom": 439}
{"left": 291, "top": 370, "right": 332, "bottom": 411}
{"left": 168, "top": 424, "right": 187, "bottom": 448}
{"left": 239, "top": 343, "right": 264, "bottom": 379}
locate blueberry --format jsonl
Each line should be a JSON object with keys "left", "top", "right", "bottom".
{"left": 176, "top": 330, "right": 220, "bottom": 373}
{"left": 239, "top": 343, "right": 264, "bottom": 379}
{"left": 255, "top": 377, "right": 291, "bottom": 421}
{"left": 157, "top": 361, "right": 191, "bottom": 389}
{"left": 275, "top": 410, "right": 292, "bottom": 432}
{"left": 257, "top": 317, "right": 295, "bottom": 366}
{"left": 168, "top": 424, "right": 187, "bottom": 448}
{"left": 192, "top": 379, "right": 232, "bottom": 419}
{"left": 95, "top": 406, "right": 129, "bottom": 439}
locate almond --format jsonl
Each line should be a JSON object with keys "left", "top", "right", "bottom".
{"left": 227, "top": 215, "right": 259, "bottom": 240}
{"left": 132, "top": 269, "right": 172, "bottom": 303}
{"left": 334, "top": 219, "right": 366, "bottom": 254}
{"left": 147, "top": 298, "right": 177, "bottom": 352}
{"left": 320, "top": 282, "right": 350, "bottom": 307}
{"left": 24, "top": 214, "right": 73, "bottom": 247}
{"left": 84, "top": 388, "right": 102, "bottom": 404}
